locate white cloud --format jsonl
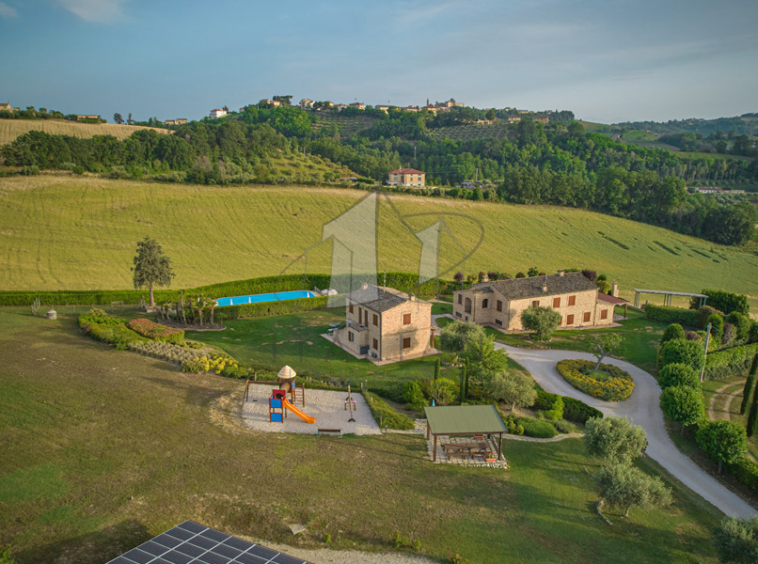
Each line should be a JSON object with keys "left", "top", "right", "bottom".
{"left": 56, "top": 0, "right": 127, "bottom": 23}
{"left": 0, "top": 2, "right": 18, "bottom": 18}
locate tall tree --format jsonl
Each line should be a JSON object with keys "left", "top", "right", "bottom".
{"left": 740, "top": 356, "right": 758, "bottom": 415}
{"left": 591, "top": 333, "right": 623, "bottom": 369}
{"left": 113, "top": 113, "right": 124, "bottom": 125}
{"left": 746, "top": 379, "right": 758, "bottom": 437}
{"left": 521, "top": 306, "right": 561, "bottom": 341}
{"left": 127, "top": 112, "right": 133, "bottom": 125}
{"left": 132, "top": 236, "right": 175, "bottom": 307}
{"left": 488, "top": 371, "right": 536, "bottom": 410}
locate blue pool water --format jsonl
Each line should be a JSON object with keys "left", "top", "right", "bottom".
{"left": 215, "top": 290, "right": 318, "bottom": 307}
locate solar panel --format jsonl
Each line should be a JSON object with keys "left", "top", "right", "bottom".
{"left": 106, "top": 521, "right": 315, "bottom": 564}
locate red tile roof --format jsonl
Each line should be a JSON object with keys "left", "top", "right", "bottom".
{"left": 598, "top": 293, "right": 629, "bottom": 305}
{"left": 390, "top": 168, "right": 424, "bottom": 174}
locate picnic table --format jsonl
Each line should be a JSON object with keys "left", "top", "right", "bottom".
{"left": 442, "top": 441, "right": 488, "bottom": 459}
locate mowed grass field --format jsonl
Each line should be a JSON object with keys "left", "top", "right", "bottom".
{"left": 0, "top": 175, "right": 756, "bottom": 309}
{"left": 0, "top": 308, "right": 724, "bottom": 563}
{"left": 0, "top": 119, "right": 169, "bottom": 145}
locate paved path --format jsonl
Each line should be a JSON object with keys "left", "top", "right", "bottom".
{"left": 498, "top": 343, "right": 757, "bottom": 519}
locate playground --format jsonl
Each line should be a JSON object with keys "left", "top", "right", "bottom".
{"left": 239, "top": 366, "right": 382, "bottom": 436}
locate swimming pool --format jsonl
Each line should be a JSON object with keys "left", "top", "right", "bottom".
{"left": 215, "top": 290, "right": 318, "bottom": 307}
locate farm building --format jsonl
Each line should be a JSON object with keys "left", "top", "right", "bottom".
{"left": 388, "top": 168, "right": 425, "bottom": 187}
{"left": 76, "top": 114, "right": 101, "bottom": 121}
{"left": 332, "top": 283, "right": 433, "bottom": 363}
{"left": 209, "top": 109, "right": 227, "bottom": 119}
{"left": 0, "top": 102, "right": 12, "bottom": 112}
{"left": 453, "top": 271, "right": 615, "bottom": 331}
{"left": 349, "top": 102, "right": 366, "bottom": 110}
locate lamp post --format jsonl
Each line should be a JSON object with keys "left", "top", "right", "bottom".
{"left": 700, "top": 322, "right": 712, "bottom": 383}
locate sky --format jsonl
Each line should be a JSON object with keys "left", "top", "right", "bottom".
{"left": 0, "top": 0, "right": 757, "bottom": 124}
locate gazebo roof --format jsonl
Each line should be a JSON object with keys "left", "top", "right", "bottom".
{"left": 424, "top": 405, "right": 508, "bottom": 436}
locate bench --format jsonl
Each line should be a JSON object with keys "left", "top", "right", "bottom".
{"left": 317, "top": 428, "right": 342, "bottom": 436}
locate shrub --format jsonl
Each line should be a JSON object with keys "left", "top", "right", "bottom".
{"left": 562, "top": 396, "right": 603, "bottom": 424}
{"left": 727, "top": 311, "right": 752, "bottom": 343}
{"left": 403, "top": 380, "right": 427, "bottom": 410}
{"left": 661, "top": 323, "right": 686, "bottom": 344}
{"left": 660, "top": 385, "right": 705, "bottom": 432}
{"left": 700, "top": 289, "right": 749, "bottom": 316}
{"left": 78, "top": 314, "right": 145, "bottom": 349}
{"left": 658, "top": 363, "right": 700, "bottom": 389}
{"left": 704, "top": 343, "right": 758, "bottom": 381}
{"left": 518, "top": 418, "right": 558, "bottom": 438}
{"left": 557, "top": 359, "right": 635, "bottom": 401}
{"left": 128, "top": 318, "right": 185, "bottom": 344}
{"left": 520, "top": 306, "right": 562, "bottom": 341}
{"left": 585, "top": 416, "right": 647, "bottom": 464}
{"left": 726, "top": 457, "right": 758, "bottom": 496}
{"left": 657, "top": 339, "right": 705, "bottom": 371}
{"left": 130, "top": 341, "right": 200, "bottom": 365}
{"left": 364, "top": 392, "right": 415, "bottom": 430}
{"left": 542, "top": 395, "right": 564, "bottom": 421}
{"left": 708, "top": 313, "right": 724, "bottom": 340}
{"left": 696, "top": 305, "right": 725, "bottom": 328}
{"left": 696, "top": 420, "right": 747, "bottom": 473}
{"left": 502, "top": 414, "right": 524, "bottom": 435}
{"left": 714, "top": 515, "right": 758, "bottom": 564}
{"left": 644, "top": 304, "right": 700, "bottom": 327}
{"left": 181, "top": 354, "right": 238, "bottom": 375}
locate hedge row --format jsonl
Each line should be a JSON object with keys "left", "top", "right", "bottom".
{"left": 703, "top": 343, "right": 758, "bottom": 381}
{"left": 726, "top": 457, "right": 758, "bottom": 496}
{"left": 644, "top": 304, "right": 701, "bottom": 327}
{"left": 700, "top": 289, "right": 749, "bottom": 316}
{"left": 533, "top": 389, "right": 602, "bottom": 424}
{"left": 218, "top": 295, "right": 331, "bottom": 320}
{"left": 363, "top": 391, "right": 415, "bottom": 430}
{"left": 517, "top": 418, "right": 558, "bottom": 439}
{"left": 0, "top": 271, "right": 449, "bottom": 306}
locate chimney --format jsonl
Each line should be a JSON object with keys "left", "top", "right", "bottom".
{"left": 557, "top": 270, "right": 565, "bottom": 277}
{"left": 362, "top": 282, "right": 368, "bottom": 290}
{"left": 409, "top": 293, "right": 416, "bottom": 302}
{"left": 611, "top": 281, "right": 619, "bottom": 298}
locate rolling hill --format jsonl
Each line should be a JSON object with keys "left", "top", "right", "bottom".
{"left": 0, "top": 119, "right": 170, "bottom": 145}
{"left": 0, "top": 175, "right": 756, "bottom": 311}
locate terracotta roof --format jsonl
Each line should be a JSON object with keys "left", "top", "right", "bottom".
{"left": 390, "top": 168, "right": 425, "bottom": 175}
{"left": 476, "top": 272, "right": 598, "bottom": 301}
{"left": 598, "top": 293, "right": 629, "bottom": 305}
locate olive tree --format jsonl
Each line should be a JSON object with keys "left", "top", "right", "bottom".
{"left": 132, "top": 236, "right": 175, "bottom": 307}
{"left": 521, "top": 306, "right": 561, "bottom": 341}
{"left": 584, "top": 416, "right": 647, "bottom": 464}
{"left": 597, "top": 462, "right": 672, "bottom": 518}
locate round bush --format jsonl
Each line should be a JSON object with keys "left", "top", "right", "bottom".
{"left": 518, "top": 418, "right": 558, "bottom": 438}
{"left": 661, "top": 323, "right": 686, "bottom": 345}
{"left": 557, "top": 359, "right": 635, "bottom": 401}
{"left": 658, "top": 338, "right": 705, "bottom": 371}
{"left": 659, "top": 363, "right": 700, "bottom": 389}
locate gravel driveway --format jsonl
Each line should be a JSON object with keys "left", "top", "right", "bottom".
{"left": 498, "top": 343, "right": 757, "bottom": 519}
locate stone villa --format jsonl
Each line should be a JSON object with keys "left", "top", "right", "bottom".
{"left": 334, "top": 284, "right": 433, "bottom": 363}
{"left": 453, "top": 271, "right": 616, "bottom": 331}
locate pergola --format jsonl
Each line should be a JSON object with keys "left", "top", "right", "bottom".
{"left": 633, "top": 289, "right": 708, "bottom": 308}
{"left": 424, "top": 405, "right": 508, "bottom": 462}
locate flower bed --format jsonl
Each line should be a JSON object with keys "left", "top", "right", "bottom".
{"left": 556, "top": 359, "right": 634, "bottom": 401}
{"left": 181, "top": 354, "right": 244, "bottom": 377}
{"left": 128, "top": 341, "right": 201, "bottom": 365}
{"left": 128, "top": 318, "right": 185, "bottom": 344}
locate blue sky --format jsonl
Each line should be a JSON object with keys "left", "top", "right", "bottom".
{"left": 1, "top": 0, "right": 757, "bottom": 123}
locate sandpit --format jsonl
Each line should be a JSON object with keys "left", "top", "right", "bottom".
{"left": 240, "top": 384, "right": 381, "bottom": 435}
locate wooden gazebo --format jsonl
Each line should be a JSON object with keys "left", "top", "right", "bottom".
{"left": 424, "top": 405, "right": 508, "bottom": 462}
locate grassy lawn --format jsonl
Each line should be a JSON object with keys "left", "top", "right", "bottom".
{"left": 431, "top": 302, "right": 452, "bottom": 315}
{"left": 0, "top": 308, "right": 724, "bottom": 564}
{"left": 439, "top": 309, "right": 666, "bottom": 375}
{"left": 2, "top": 177, "right": 758, "bottom": 316}
{"left": 187, "top": 309, "right": 455, "bottom": 400}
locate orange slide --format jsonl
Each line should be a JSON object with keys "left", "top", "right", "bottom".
{"left": 282, "top": 398, "right": 315, "bottom": 424}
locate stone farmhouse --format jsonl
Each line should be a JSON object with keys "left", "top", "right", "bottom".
{"left": 388, "top": 168, "right": 425, "bottom": 187}
{"left": 453, "top": 271, "right": 615, "bottom": 331}
{"left": 333, "top": 284, "right": 433, "bottom": 363}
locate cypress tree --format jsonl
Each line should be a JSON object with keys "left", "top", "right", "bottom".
{"left": 747, "top": 379, "right": 758, "bottom": 438}
{"left": 739, "top": 355, "right": 758, "bottom": 415}
{"left": 464, "top": 358, "right": 470, "bottom": 400}
{"left": 459, "top": 366, "right": 466, "bottom": 404}
{"left": 434, "top": 357, "right": 440, "bottom": 381}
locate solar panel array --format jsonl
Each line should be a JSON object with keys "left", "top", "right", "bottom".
{"left": 106, "top": 521, "right": 314, "bottom": 564}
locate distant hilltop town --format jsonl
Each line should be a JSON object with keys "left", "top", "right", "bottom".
{"left": 208, "top": 97, "right": 468, "bottom": 119}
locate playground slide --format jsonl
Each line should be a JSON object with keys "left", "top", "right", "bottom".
{"left": 282, "top": 399, "right": 315, "bottom": 424}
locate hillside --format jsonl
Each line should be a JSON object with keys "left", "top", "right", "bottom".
{"left": 0, "top": 119, "right": 170, "bottom": 145}
{"left": 1, "top": 175, "right": 756, "bottom": 310}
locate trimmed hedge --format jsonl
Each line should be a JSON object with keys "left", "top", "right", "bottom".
{"left": 219, "top": 295, "right": 330, "bottom": 320}
{"left": 557, "top": 359, "right": 635, "bottom": 401}
{"left": 700, "top": 289, "right": 749, "bottom": 316}
{"left": 562, "top": 397, "right": 603, "bottom": 424}
{"left": 704, "top": 343, "right": 758, "bottom": 381}
{"left": 644, "top": 304, "right": 700, "bottom": 327}
{"left": 518, "top": 418, "right": 558, "bottom": 439}
{"left": 364, "top": 391, "right": 415, "bottom": 430}
{"left": 726, "top": 457, "right": 758, "bottom": 496}
{"left": 128, "top": 318, "right": 185, "bottom": 344}
{"left": 0, "top": 271, "right": 449, "bottom": 307}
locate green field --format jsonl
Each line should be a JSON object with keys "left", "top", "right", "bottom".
{"left": 0, "top": 308, "right": 724, "bottom": 563}
{"left": 427, "top": 122, "right": 511, "bottom": 141}
{"left": 310, "top": 112, "right": 379, "bottom": 138}
{"left": 0, "top": 119, "right": 169, "bottom": 145}
{"left": 1, "top": 175, "right": 757, "bottom": 312}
